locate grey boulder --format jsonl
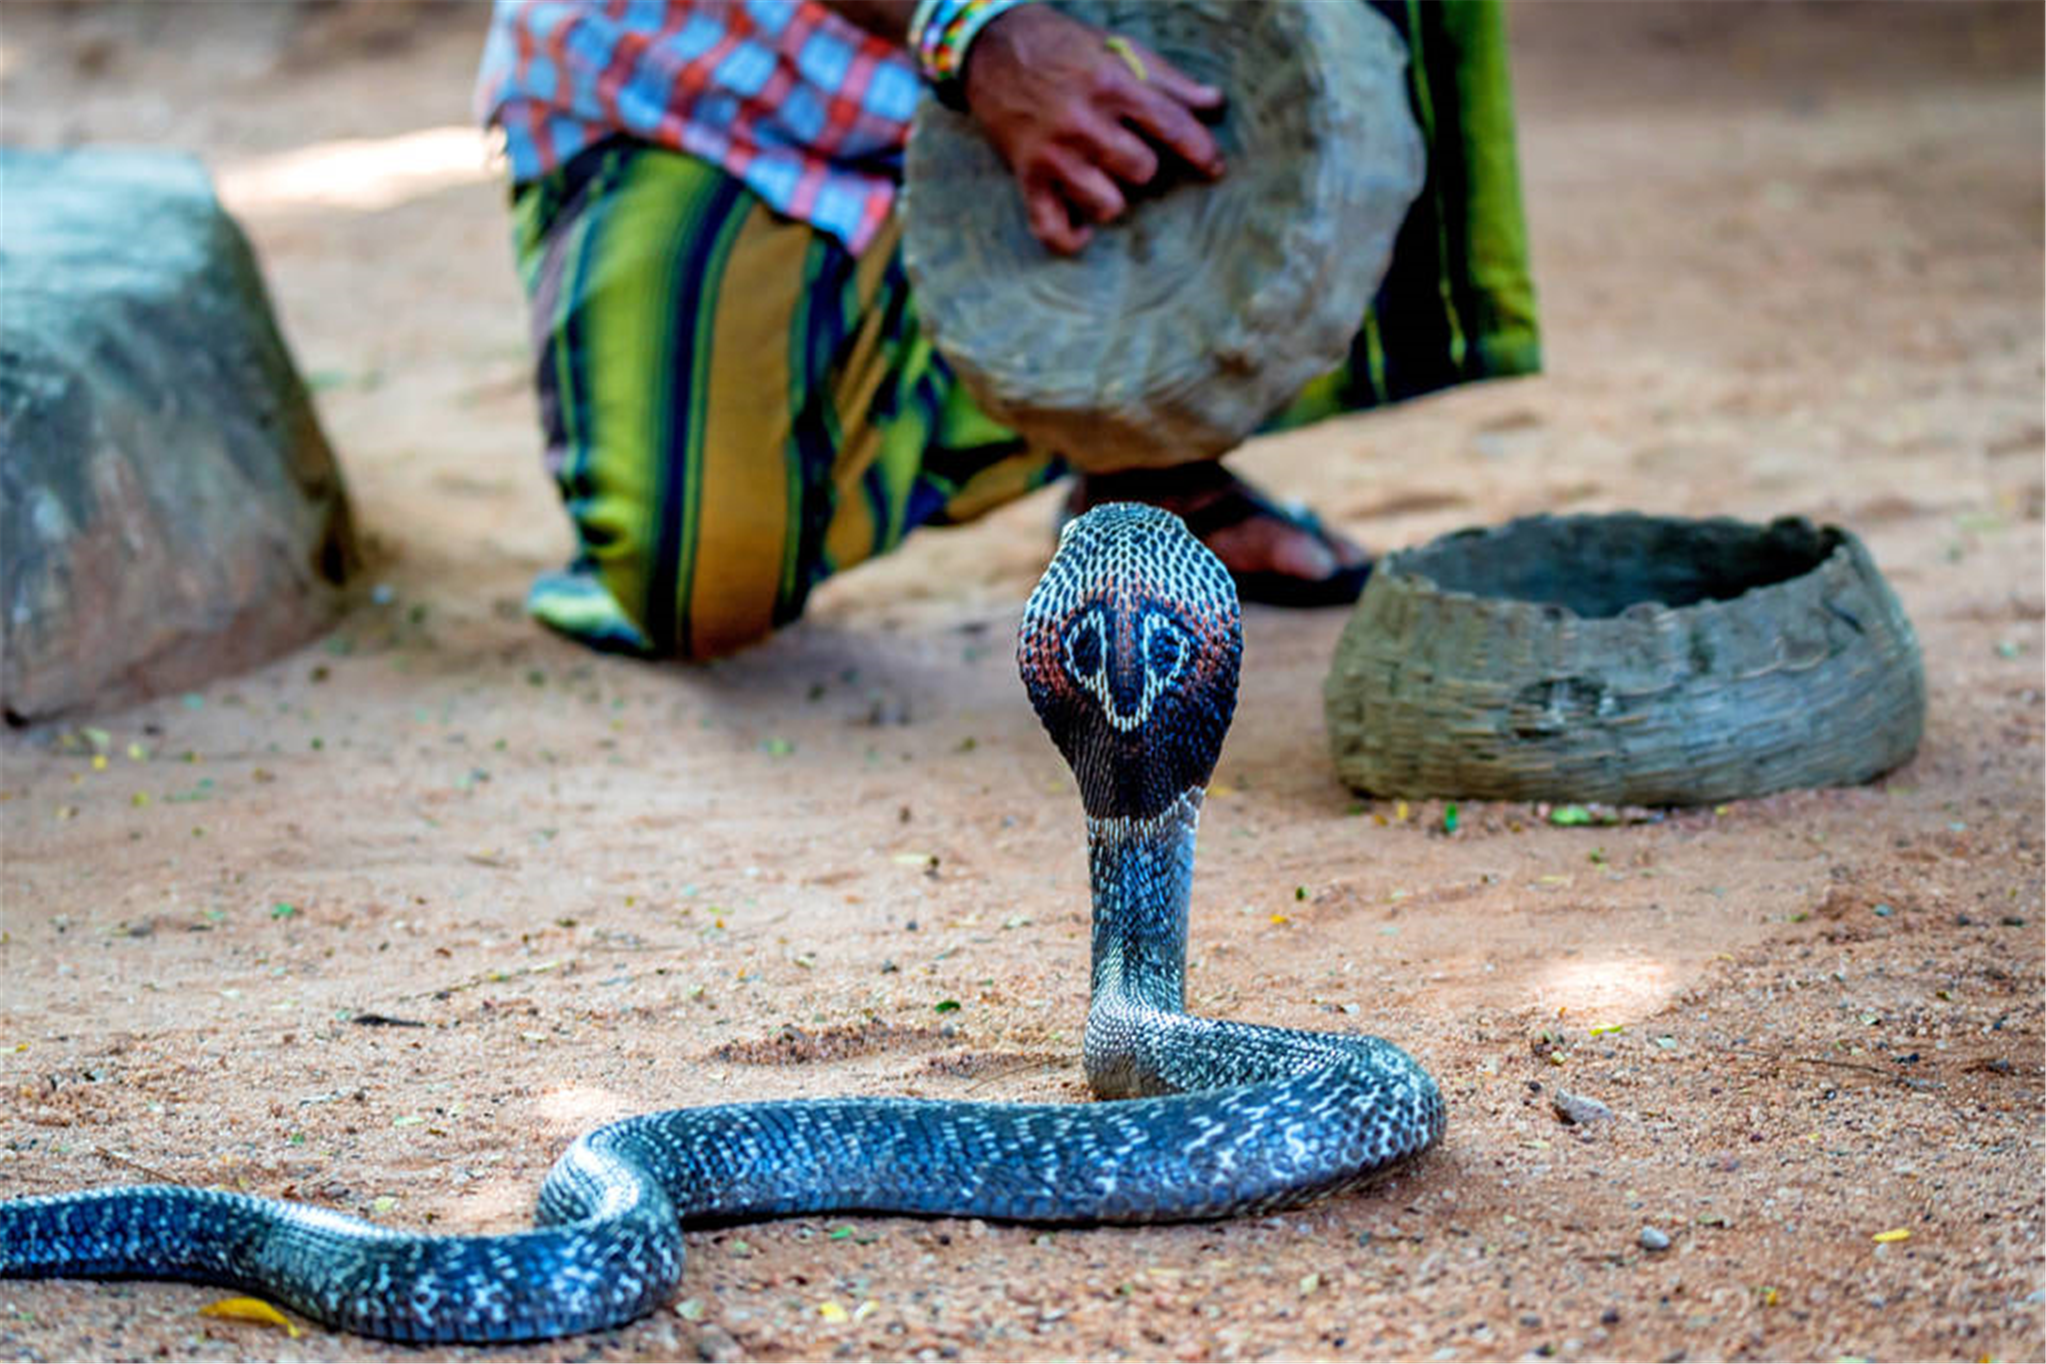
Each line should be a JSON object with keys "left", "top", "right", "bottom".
{"left": 1, "top": 148, "right": 355, "bottom": 723}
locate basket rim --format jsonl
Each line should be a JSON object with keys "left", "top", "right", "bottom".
{"left": 1371, "top": 511, "right": 1858, "bottom": 627}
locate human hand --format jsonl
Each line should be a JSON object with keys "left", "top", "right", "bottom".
{"left": 960, "top": 5, "right": 1225, "bottom": 255}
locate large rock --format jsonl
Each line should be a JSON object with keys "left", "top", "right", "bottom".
{"left": 1, "top": 148, "right": 355, "bottom": 723}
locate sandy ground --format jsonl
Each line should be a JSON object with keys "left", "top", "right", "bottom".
{"left": 2, "top": 3, "right": 2042, "bottom": 1361}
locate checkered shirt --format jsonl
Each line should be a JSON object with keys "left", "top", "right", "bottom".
{"left": 477, "top": 0, "right": 923, "bottom": 254}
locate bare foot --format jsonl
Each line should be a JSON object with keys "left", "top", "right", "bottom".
{"left": 1065, "top": 462, "right": 1372, "bottom": 606}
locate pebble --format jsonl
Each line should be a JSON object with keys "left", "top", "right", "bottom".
{"left": 1639, "top": 1226, "right": 1672, "bottom": 1251}
{"left": 1552, "top": 1090, "right": 1614, "bottom": 1126}
{"left": 694, "top": 1323, "right": 743, "bottom": 1362}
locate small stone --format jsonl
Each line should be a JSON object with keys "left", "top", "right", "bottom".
{"left": 1601, "top": 1308, "right": 1621, "bottom": 1326}
{"left": 1552, "top": 1090, "right": 1614, "bottom": 1125}
{"left": 1639, "top": 1226, "right": 1671, "bottom": 1251}
{"left": 695, "top": 1323, "right": 743, "bottom": 1362}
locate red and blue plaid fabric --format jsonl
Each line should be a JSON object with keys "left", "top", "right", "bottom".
{"left": 476, "top": 0, "right": 923, "bottom": 254}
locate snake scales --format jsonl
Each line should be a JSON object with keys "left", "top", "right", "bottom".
{"left": 0, "top": 504, "right": 1445, "bottom": 1343}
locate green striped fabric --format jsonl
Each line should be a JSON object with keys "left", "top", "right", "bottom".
{"left": 1267, "top": 0, "right": 1540, "bottom": 430}
{"left": 507, "top": 0, "right": 1539, "bottom": 660}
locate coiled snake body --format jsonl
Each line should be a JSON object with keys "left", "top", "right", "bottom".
{"left": 0, "top": 505, "right": 1444, "bottom": 1342}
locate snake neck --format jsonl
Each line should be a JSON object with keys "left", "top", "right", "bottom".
{"left": 1085, "top": 786, "right": 1201, "bottom": 1016}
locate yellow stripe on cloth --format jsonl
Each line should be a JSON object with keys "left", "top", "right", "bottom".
{"left": 512, "top": 143, "right": 1062, "bottom": 661}
{"left": 686, "top": 197, "right": 806, "bottom": 660}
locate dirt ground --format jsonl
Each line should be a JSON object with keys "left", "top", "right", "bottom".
{"left": 2, "top": 3, "right": 2042, "bottom": 1361}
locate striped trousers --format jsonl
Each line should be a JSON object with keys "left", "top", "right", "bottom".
{"left": 509, "top": 0, "right": 1538, "bottom": 660}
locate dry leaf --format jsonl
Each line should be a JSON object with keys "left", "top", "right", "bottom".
{"left": 199, "top": 1296, "right": 301, "bottom": 1337}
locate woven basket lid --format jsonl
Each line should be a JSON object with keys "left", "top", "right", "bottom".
{"left": 900, "top": 0, "right": 1423, "bottom": 469}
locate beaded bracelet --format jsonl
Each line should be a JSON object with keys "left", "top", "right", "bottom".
{"left": 912, "top": 0, "right": 1036, "bottom": 108}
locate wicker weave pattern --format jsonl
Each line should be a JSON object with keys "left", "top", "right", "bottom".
{"left": 900, "top": 0, "right": 1423, "bottom": 468}
{"left": 1324, "top": 514, "right": 1927, "bottom": 806}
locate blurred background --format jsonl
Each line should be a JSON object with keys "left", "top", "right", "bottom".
{"left": 2, "top": 0, "right": 2037, "bottom": 639}
{"left": 7, "top": 0, "right": 2037, "bottom": 642}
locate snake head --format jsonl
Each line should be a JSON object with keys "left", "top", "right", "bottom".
{"left": 1018, "top": 503, "right": 1242, "bottom": 820}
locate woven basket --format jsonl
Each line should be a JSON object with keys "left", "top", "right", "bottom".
{"left": 900, "top": 0, "right": 1422, "bottom": 469}
{"left": 1324, "top": 514, "right": 1927, "bottom": 806}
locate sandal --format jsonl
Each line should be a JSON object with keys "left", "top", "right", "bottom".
{"left": 1061, "top": 463, "right": 1374, "bottom": 607}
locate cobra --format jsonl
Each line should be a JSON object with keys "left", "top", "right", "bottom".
{"left": 0, "top": 504, "right": 1444, "bottom": 1343}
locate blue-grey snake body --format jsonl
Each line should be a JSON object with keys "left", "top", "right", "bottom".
{"left": 0, "top": 505, "right": 1444, "bottom": 1342}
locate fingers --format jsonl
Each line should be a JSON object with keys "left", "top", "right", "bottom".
{"left": 976, "top": 12, "right": 1229, "bottom": 254}
{"left": 1024, "top": 182, "right": 1092, "bottom": 256}
{"left": 1122, "top": 41, "right": 1224, "bottom": 113}
{"left": 1115, "top": 82, "right": 1225, "bottom": 179}
{"left": 1024, "top": 145, "right": 1131, "bottom": 255}
{"left": 1048, "top": 149, "right": 1128, "bottom": 225}
{"left": 1019, "top": 85, "right": 1211, "bottom": 254}
{"left": 1092, "top": 37, "right": 1225, "bottom": 179}
{"left": 1089, "top": 121, "right": 1159, "bottom": 188}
